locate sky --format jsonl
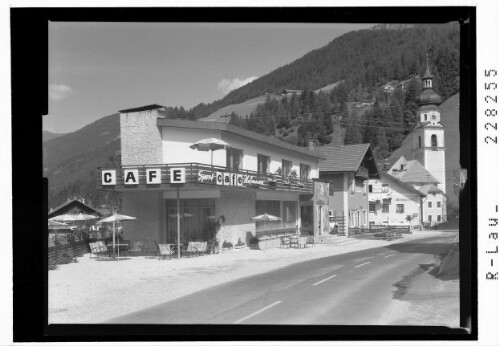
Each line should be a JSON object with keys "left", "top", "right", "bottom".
{"left": 45, "top": 22, "right": 372, "bottom": 133}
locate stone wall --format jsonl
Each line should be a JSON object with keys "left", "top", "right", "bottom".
{"left": 121, "top": 191, "right": 164, "bottom": 242}
{"left": 120, "top": 110, "right": 163, "bottom": 166}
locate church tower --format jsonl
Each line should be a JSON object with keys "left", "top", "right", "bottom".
{"left": 412, "top": 57, "right": 446, "bottom": 194}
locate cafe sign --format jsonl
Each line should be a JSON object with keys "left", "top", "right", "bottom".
{"left": 197, "top": 169, "right": 267, "bottom": 187}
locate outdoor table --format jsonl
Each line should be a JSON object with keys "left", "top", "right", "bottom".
{"left": 106, "top": 243, "right": 129, "bottom": 260}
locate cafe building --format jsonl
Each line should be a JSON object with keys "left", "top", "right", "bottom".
{"left": 99, "top": 105, "right": 325, "bottom": 246}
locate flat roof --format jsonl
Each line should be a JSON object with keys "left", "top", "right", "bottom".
{"left": 156, "top": 118, "right": 325, "bottom": 160}
{"left": 119, "top": 104, "right": 165, "bottom": 113}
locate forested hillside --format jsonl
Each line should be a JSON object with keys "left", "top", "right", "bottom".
{"left": 224, "top": 23, "right": 459, "bottom": 158}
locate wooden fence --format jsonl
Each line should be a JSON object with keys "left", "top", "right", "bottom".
{"left": 48, "top": 240, "right": 89, "bottom": 266}
{"left": 348, "top": 225, "right": 411, "bottom": 241}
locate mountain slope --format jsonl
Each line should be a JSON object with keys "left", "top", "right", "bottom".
{"left": 43, "top": 131, "right": 67, "bottom": 142}
{"left": 190, "top": 23, "right": 459, "bottom": 120}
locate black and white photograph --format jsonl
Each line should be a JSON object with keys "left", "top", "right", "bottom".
{"left": 8, "top": 4, "right": 483, "bottom": 344}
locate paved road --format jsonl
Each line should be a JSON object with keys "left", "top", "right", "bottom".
{"left": 108, "top": 233, "right": 457, "bottom": 325}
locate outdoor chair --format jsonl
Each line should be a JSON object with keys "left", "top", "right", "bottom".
{"left": 129, "top": 241, "right": 144, "bottom": 256}
{"left": 182, "top": 241, "right": 207, "bottom": 257}
{"left": 144, "top": 241, "right": 159, "bottom": 257}
{"left": 158, "top": 244, "right": 175, "bottom": 260}
{"left": 280, "top": 237, "right": 290, "bottom": 248}
{"left": 89, "top": 241, "right": 108, "bottom": 259}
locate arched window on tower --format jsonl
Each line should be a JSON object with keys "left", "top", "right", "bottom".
{"left": 425, "top": 79, "right": 432, "bottom": 88}
{"left": 431, "top": 134, "right": 438, "bottom": 150}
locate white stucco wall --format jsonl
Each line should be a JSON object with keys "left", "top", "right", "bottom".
{"left": 368, "top": 177, "right": 422, "bottom": 226}
{"left": 425, "top": 150, "right": 446, "bottom": 194}
{"left": 422, "top": 192, "right": 446, "bottom": 225}
{"left": 160, "top": 126, "right": 319, "bottom": 178}
{"left": 162, "top": 127, "right": 224, "bottom": 165}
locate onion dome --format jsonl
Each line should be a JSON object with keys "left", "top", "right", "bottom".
{"left": 417, "top": 89, "right": 442, "bottom": 105}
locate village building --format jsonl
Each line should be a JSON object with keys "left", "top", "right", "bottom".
{"left": 374, "top": 61, "right": 448, "bottom": 227}
{"left": 99, "top": 104, "right": 325, "bottom": 246}
{"left": 368, "top": 171, "right": 425, "bottom": 227}
{"left": 315, "top": 143, "right": 380, "bottom": 236}
{"left": 48, "top": 198, "right": 103, "bottom": 219}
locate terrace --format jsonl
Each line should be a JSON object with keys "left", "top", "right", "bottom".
{"left": 99, "top": 162, "right": 315, "bottom": 194}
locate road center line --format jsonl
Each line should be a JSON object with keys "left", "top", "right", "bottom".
{"left": 383, "top": 254, "right": 396, "bottom": 258}
{"left": 355, "top": 261, "right": 371, "bottom": 268}
{"left": 312, "top": 274, "right": 337, "bottom": 286}
{"left": 233, "top": 301, "right": 282, "bottom": 324}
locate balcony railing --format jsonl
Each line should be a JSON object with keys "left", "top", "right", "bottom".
{"left": 98, "top": 162, "right": 314, "bottom": 194}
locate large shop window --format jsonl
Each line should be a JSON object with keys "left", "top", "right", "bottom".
{"left": 255, "top": 200, "right": 282, "bottom": 233}
{"left": 226, "top": 148, "right": 243, "bottom": 171}
{"left": 165, "top": 199, "right": 215, "bottom": 244}
{"left": 300, "top": 164, "right": 310, "bottom": 180}
{"left": 282, "top": 159, "right": 292, "bottom": 177}
{"left": 257, "top": 154, "right": 270, "bottom": 174}
{"left": 256, "top": 200, "right": 280, "bottom": 217}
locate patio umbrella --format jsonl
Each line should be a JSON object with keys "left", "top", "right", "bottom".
{"left": 49, "top": 213, "right": 82, "bottom": 222}
{"left": 100, "top": 214, "right": 137, "bottom": 260}
{"left": 189, "top": 137, "right": 230, "bottom": 167}
{"left": 251, "top": 213, "right": 282, "bottom": 222}
{"left": 74, "top": 213, "right": 99, "bottom": 221}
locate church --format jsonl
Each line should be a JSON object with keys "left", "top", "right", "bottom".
{"left": 369, "top": 60, "right": 448, "bottom": 227}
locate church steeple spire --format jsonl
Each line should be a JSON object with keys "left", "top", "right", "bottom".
{"left": 422, "top": 53, "right": 434, "bottom": 89}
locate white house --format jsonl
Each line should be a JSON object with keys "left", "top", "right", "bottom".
{"left": 368, "top": 172, "right": 425, "bottom": 227}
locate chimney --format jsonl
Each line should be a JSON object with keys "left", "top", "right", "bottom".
{"left": 308, "top": 140, "right": 314, "bottom": 151}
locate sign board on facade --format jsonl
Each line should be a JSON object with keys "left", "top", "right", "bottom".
{"left": 101, "top": 170, "right": 116, "bottom": 185}
{"left": 124, "top": 169, "right": 139, "bottom": 185}
{"left": 146, "top": 168, "right": 162, "bottom": 184}
{"left": 314, "top": 181, "right": 329, "bottom": 206}
{"left": 170, "top": 168, "right": 185, "bottom": 184}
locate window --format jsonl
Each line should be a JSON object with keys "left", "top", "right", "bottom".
{"left": 437, "top": 201, "right": 441, "bottom": 208}
{"left": 257, "top": 154, "right": 270, "bottom": 174}
{"left": 424, "top": 114, "right": 427, "bottom": 121}
{"left": 428, "top": 215, "right": 432, "bottom": 222}
{"left": 428, "top": 201, "right": 432, "bottom": 208}
{"left": 382, "top": 203, "right": 389, "bottom": 213}
{"left": 362, "top": 210, "right": 367, "bottom": 226}
{"left": 369, "top": 202, "right": 376, "bottom": 213}
{"left": 381, "top": 183, "right": 389, "bottom": 193}
{"left": 418, "top": 136, "right": 422, "bottom": 148}
{"left": 350, "top": 176, "right": 355, "bottom": 196}
{"left": 437, "top": 215, "right": 441, "bottom": 222}
{"left": 431, "top": 134, "right": 438, "bottom": 149}
{"left": 396, "top": 204, "right": 404, "bottom": 213}
{"left": 369, "top": 184, "right": 373, "bottom": 193}
{"left": 299, "top": 163, "right": 310, "bottom": 180}
{"left": 226, "top": 148, "right": 243, "bottom": 171}
{"left": 282, "top": 159, "right": 292, "bottom": 176}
